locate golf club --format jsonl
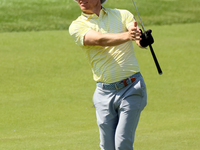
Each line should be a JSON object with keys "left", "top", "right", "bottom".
{"left": 131, "top": 0, "right": 163, "bottom": 75}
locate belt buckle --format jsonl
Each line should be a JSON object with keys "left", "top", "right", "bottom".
{"left": 114, "top": 84, "right": 119, "bottom": 90}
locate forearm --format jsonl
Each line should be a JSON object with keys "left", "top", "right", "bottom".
{"left": 84, "top": 30, "right": 130, "bottom": 46}
{"left": 84, "top": 22, "right": 141, "bottom": 47}
{"left": 98, "top": 32, "right": 131, "bottom": 46}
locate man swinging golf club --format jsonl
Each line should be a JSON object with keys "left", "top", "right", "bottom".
{"left": 69, "top": 0, "right": 154, "bottom": 149}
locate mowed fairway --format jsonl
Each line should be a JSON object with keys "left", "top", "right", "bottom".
{"left": 0, "top": 23, "right": 200, "bottom": 150}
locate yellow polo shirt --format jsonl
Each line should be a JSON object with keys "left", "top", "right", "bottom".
{"left": 69, "top": 8, "right": 140, "bottom": 83}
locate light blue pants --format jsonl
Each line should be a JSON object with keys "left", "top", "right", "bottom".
{"left": 93, "top": 73, "right": 147, "bottom": 150}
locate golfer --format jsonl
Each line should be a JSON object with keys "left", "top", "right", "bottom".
{"left": 69, "top": 0, "right": 153, "bottom": 149}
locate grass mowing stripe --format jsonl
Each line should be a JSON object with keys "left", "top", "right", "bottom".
{"left": 0, "top": 0, "right": 200, "bottom": 32}
{"left": 0, "top": 0, "right": 81, "bottom": 32}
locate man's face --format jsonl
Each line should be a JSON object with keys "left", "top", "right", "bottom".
{"left": 78, "top": 0, "right": 101, "bottom": 14}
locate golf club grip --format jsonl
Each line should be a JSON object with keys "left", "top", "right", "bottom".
{"left": 149, "top": 44, "right": 163, "bottom": 75}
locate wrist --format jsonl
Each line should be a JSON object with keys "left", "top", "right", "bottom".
{"left": 125, "top": 32, "right": 131, "bottom": 41}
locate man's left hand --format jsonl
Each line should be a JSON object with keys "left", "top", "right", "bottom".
{"left": 139, "top": 29, "right": 154, "bottom": 47}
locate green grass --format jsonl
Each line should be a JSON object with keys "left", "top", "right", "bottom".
{"left": 0, "top": 0, "right": 81, "bottom": 32}
{"left": 0, "top": 30, "right": 97, "bottom": 149}
{"left": 133, "top": 23, "right": 200, "bottom": 149}
{"left": 0, "top": 0, "right": 200, "bottom": 149}
{"left": 0, "top": 23, "right": 200, "bottom": 149}
{"left": 0, "top": 0, "right": 200, "bottom": 32}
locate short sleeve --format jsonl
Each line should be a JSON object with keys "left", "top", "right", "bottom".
{"left": 69, "top": 21, "right": 91, "bottom": 46}
{"left": 122, "top": 10, "right": 136, "bottom": 29}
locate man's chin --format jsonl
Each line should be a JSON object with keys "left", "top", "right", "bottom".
{"left": 81, "top": 8, "right": 93, "bottom": 14}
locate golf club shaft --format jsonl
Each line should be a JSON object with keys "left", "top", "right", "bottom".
{"left": 149, "top": 45, "right": 163, "bottom": 75}
{"left": 131, "top": 0, "right": 163, "bottom": 75}
{"left": 131, "top": 0, "right": 146, "bottom": 32}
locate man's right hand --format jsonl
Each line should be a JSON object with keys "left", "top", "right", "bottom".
{"left": 128, "top": 21, "right": 142, "bottom": 41}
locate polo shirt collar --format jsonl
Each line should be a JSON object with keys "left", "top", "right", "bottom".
{"left": 81, "top": 7, "right": 108, "bottom": 20}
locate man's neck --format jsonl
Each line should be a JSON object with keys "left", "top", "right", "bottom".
{"left": 83, "top": 6, "right": 102, "bottom": 16}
